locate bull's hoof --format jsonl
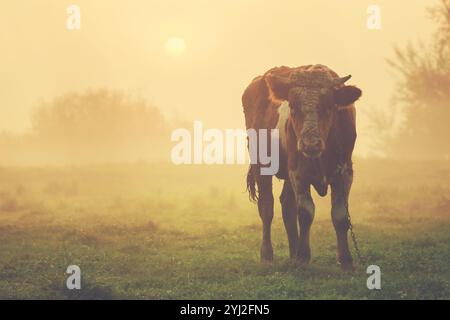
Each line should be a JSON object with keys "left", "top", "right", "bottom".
{"left": 297, "top": 257, "right": 310, "bottom": 267}
{"left": 337, "top": 254, "right": 354, "bottom": 272}
{"left": 260, "top": 246, "right": 273, "bottom": 263}
{"left": 297, "top": 247, "right": 311, "bottom": 265}
{"left": 339, "top": 262, "right": 355, "bottom": 272}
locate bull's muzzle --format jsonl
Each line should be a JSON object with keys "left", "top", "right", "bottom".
{"left": 297, "top": 137, "right": 324, "bottom": 159}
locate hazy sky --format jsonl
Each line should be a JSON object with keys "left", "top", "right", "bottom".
{"left": 0, "top": 0, "right": 437, "bottom": 154}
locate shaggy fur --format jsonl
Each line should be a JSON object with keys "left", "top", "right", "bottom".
{"left": 242, "top": 64, "right": 362, "bottom": 270}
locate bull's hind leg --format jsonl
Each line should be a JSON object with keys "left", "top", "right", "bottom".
{"left": 280, "top": 180, "right": 299, "bottom": 259}
{"left": 256, "top": 175, "right": 274, "bottom": 262}
{"left": 331, "top": 170, "right": 354, "bottom": 271}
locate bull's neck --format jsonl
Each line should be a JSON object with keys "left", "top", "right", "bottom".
{"left": 300, "top": 154, "right": 326, "bottom": 179}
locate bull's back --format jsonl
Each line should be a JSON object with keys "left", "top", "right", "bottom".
{"left": 242, "top": 67, "right": 293, "bottom": 179}
{"left": 242, "top": 66, "right": 294, "bottom": 131}
{"left": 242, "top": 76, "right": 264, "bottom": 130}
{"left": 242, "top": 76, "right": 278, "bottom": 131}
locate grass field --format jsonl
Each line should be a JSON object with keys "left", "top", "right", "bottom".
{"left": 0, "top": 160, "right": 449, "bottom": 299}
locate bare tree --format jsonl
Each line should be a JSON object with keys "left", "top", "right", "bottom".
{"left": 386, "top": 0, "right": 450, "bottom": 159}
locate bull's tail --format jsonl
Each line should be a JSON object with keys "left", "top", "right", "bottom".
{"left": 246, "top": 165, "right": 258, "bottom": 202}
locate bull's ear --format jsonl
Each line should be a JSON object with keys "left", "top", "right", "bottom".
{"left": 265, "top": 73, "right": 291, "bottom": 101}
{"left": 335, "top": 85, "right": 362, "bottom": 106}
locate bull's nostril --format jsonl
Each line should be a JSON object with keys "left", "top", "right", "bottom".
{"left": 304, "top": 141, "right": 321, "bottom": 150}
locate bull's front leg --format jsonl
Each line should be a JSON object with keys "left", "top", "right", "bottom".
{"left": 330, "top": 165, "right": 354, "bottom": 271}
{"left": 297, "top": 187, "right": 315, "bottom": 264}
{"left": 280, "top": 180, "right": 299, "bottom": 259}
{"left": 289, "top": 171, "right": 314, "bottom": 264}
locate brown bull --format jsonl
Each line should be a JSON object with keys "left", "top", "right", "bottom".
{"left": 242, "top": 64, "right": 362, "bottom": 271}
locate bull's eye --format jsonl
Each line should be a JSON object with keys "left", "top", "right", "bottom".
{"left": 317, "top": 102, "right": 332, "bottom": 116}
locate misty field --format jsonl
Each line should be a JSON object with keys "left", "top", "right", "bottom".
{"left": 0, "top": 160, "right": 449, "bottom": 299}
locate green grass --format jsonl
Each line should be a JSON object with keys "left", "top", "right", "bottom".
{"left": 0, "top": 160, "right": 449, "bottom": 299}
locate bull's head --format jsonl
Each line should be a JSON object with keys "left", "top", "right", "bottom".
{"left": 267, "top": 68, "right": 362, "bottom": 158}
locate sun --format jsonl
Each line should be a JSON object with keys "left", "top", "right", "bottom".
{"left": 164, "top": 37, "right": 187, "bottom": 57}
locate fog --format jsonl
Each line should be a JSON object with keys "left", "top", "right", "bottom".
{"left": 1, "top": 0, "right": 447, "bottom": 164}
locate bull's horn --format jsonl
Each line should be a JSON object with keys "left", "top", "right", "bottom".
{"left": 333, "top": 75, "right": 352, "bottom": 86}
